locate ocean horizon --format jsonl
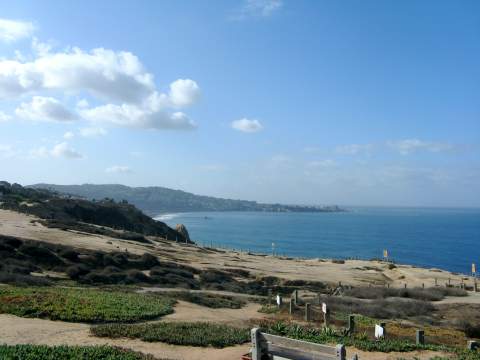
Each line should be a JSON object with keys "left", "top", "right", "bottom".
{"left": 156, "top": 206, "right": 480, "bottom": 275}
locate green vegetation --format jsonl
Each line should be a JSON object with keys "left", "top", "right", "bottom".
{"left": 0, "top": 345, "right": 156, "bottom": 360}
{"left": 31, "top": 183, "right": 344, "bottom": 213}
{"left": 261, "top": 321, "right": 480, "bottom": 359}
{"left": 91, "top": 322, "right": 250, "bottom": 348}
{"left": 344, "top": 286, "right": 468, "bottom": 301}
{"left": 0, "top": 287, "right": 175, "bottom": 323}
{"left": 164, "top": 291, "right": 246, "bottom": 308}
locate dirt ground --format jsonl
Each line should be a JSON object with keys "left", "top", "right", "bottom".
{"left": 0, "top": 209, "right": 476, "bottom": 291}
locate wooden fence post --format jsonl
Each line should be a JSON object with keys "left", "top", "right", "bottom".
{"left": 335, "top": 344, "right": 346, "bottom": 360}
{"left": 404, "top": 283, "right": 407, "bottom": 289}
{"left": 289, "top": 298, "right": 295, "bottom": 315}
{"left": 251, "top": 328, "right": 262, "bottom": 360}
{"left": 276, "top": 294, "right": 283, "bottom": 308}
{"left": 293, "top": 289, "right": 299, "bottom": 305}
{"left": 305, "top": 303, "right": 311, "bottom": 321}
{"left": 380, "top": 322, "right": 387, "bottom": 338}
{"left": 416, "top": 330, "right": 425, "bottom": 345}
{"left": 268, "top": 289, "right": 272, "bottom": 305}
{"left": 347, "top": 315, "right": 355, "bottom": 334}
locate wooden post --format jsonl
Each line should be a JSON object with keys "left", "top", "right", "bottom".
{"left": 467, "top": 340, "right": 480, "bottom": 350}
{"left": 268, "top": 289, "right": 272, "bottom": 305}
{"left": 435, "top": 278, "right": 438, "bottom": 286}
{"left": 404, "top": 283, "right": 407, "bottom": 289}
{"left": 305, "top": 303, "right": 311, "bottom": 321}
{"left": 251, "top": 328, "right": 262, "bottom": 360}
{"left": 387, "top": 283, "right": 390, "bottom": 288}
{"left": 293, "top": 289, "right": 299, "bottom": 305}
{"left": 380, "top": 322, "right": 386, "bottom": 338}
{"left": 422, "top": 283, "right": 425, "bottom": 289}
{"left": 276, "top": 294, "right": 283, "bottom": 308}
{"left": 416, "top": 330, "right": 425, "bottom": 345}
{"left": 289, "top": 298, "right": 295, "bottom": 315}
{"left": 335, "top": 344, "right": 346, "bottom": 360}
{"left": 348, "top": 315, "right": 355, "bottom": 334}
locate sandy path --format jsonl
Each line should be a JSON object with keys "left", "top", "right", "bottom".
{"left": 162, "top": 301, "right": 264, "bottom": 326}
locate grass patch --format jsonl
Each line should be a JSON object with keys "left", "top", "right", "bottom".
{"left": 0, "top": 344, "right": 156, "bottom": 360}
{"left": 91, "top": 322, "right": 250, "bottom": 348}
{"left": 164, "top": 291, "right": 246, "bottom": 309}
{"left": 0, "top": 286, "right": 175, "bottom": 323}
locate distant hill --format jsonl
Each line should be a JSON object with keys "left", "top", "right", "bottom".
{"left": 0, "top": 181, "right": 189, "bottom": 243}
{"left": 30, "top": 183, "right": 344, "bottom": 215}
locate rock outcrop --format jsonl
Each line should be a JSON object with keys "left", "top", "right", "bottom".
{"left": 175, "top": 223, "right": 191, "bottom": 243}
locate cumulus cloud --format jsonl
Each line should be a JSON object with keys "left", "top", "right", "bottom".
{"left": 0, "top": 18, "right": 35, "bottom": 43}
{"left": 169, "top": 79, "right": 201, "bottom": 107}
{"left": 105, "top": 165, "right": 132, "bottom": 173}
{"left": 50, "top": 142, "right": 83, "bottom": 159}
{"left": 231, "top": 118, "right": 263, "bottom": 133}
{"left": 387, "top": 139, "right": 454, "bottom": 155}
{"left": 336, "top": 143, "right": 373, "bottom": 155}
{"left": 15, "top": 96, "right": 77, "bottom": 122}
{"left": 0, "top": 111, "right": 11, "bottom": 122}
{"left": 80, "top": 102, "right": 196, "bottom": 130}
{"left": 63, "top": 131, "right": 74, "bottom": 139}
{"left": 30, "top": 143, "right": 82, "bottom": 159}
{"left": 79, "top": 127, "right": 107, "bottom": 137}
{"left": 0, "top": 47, "right": 154, "bottom": 102}
{"left": 232, "top": 0, "right": 283, "bottom": 20}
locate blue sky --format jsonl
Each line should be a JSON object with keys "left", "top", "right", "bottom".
{"left": 0, "top": 0, "right": 479, "bottom": 207}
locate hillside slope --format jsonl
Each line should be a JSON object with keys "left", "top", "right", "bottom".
{"left": 31, "top": 183, "right": 344, "bottom": 214}
{"left": 0, "top": 182, "right": 189, "bottom": 243}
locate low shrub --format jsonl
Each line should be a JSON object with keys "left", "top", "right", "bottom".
{"left": 165, "top": 291, "right": 246, "bottom": 309}
{"left": 0, "top": 344, "right": 155, "bottom": 360}
{"left": 0, "top": 286, "right": 175, "bottom": 323}
{"left": 344, "top": 286, "right": 467, "bottom": 302}
{"left": 91, "top": 322, "right": 250, "bottom": 348}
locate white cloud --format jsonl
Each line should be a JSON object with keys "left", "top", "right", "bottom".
{"left": 307, "top": 159, "right": 336, "bottom": 168}
{"left": 105, "top": 165, "right": 132, "bottom": 173}
{"left": 76, "top": 99, "right": 89, "bottom": 109}
{"left": 0, "top": 111, "right": 11, "bottom": 122}
{"left": 81, "top": 102, "right": 196, "bottom": 130}
{"left": 232, "top": 0, "right": 283, "bottom": 20}
{"left": 79, "top": 127, "right": 107, "bottom": 137}
{"left": 50, "top": 142, "right": 83, "bottom": 159}
{"left": 231, "top": 118, "right": 263, "bottom": 133}
{"left": 15, "top": 96, "right": 77, "bottom": 122}
{"left": 335, "top": 143, "right": 373, "bottom": 155}
{"left": 169, "top": 79, "right": 201, "bottom": 107}
{"left": 0, "top": 47, "right": 154, "bottom": 103}
{"left": 303, "top": 146, "right": 321, "bottom": 153}
{"left": 0, "top": 18, "right": 35, "bottom": 43}
{"left": 387, "top": 139, "right": 454, "bottom": 155}
{"left": 63, "top": 131, "right": 74, "bottom": 139}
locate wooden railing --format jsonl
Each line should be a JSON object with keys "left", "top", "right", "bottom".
{"left": 251, "top": 328, "right": 356, "bottom": 360}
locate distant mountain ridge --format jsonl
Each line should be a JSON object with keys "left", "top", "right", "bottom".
{"left": 31, "top": 183, "right": 344, "bottom": 215}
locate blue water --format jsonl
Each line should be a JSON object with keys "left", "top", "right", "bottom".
{"left": 156, "top": 207, "right": 480, "bottom": 275}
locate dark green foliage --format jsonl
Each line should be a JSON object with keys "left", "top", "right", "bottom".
{"left": 0, "top": 344, "right": 155, "bottom": 360}
{"left": 91, "top": 322, "right": 250, "bottom": 348}
{"left": 315, "top": 294, "right": 434, "bottom": 319}
{"left": 165, "top": 291, "right": 246, "bottom": 309}
{"left": 344, "top": 286, "right": 468, "bottom": 302}
{"left": 0, "top": 286, "right": 175, "bottom": 323}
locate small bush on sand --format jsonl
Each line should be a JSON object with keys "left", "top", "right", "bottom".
{"left": 91, "top": 322, "right": 250, "bottom": 348}
{"left": 0, "top": 344, "right": 155, "bottom": 360}
{"left": 0, "top": 286, "right": 174, "bottom": 323}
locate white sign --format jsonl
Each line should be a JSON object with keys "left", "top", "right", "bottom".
{"left": 322, "top": 302, "right": 327, "bottom": 314}
{"left": 375, "top": 324, "right": 384, "bottom": 339}
{"left": 276, "top": 295, "right": 281, "bottom": 306}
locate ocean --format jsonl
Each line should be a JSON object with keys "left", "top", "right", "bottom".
{"left": 155, "top": 207, "right": 480, "bottom": 275}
